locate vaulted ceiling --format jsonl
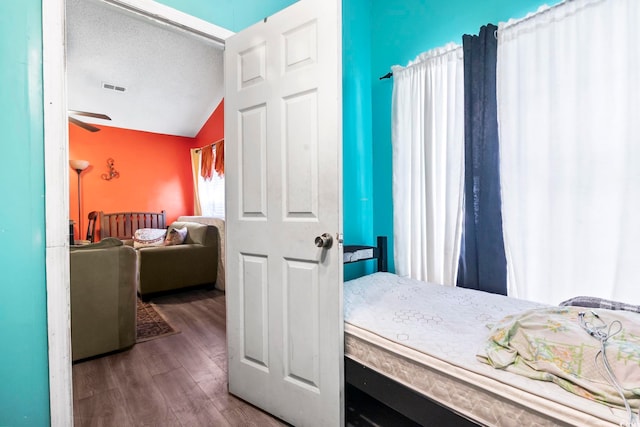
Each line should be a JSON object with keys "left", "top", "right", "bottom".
{"left": 66, "top": 0, "right": 225, "bottom": 137}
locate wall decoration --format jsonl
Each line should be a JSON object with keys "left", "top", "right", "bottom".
{"left": 101, "top": 158, "right": 120, "bottom": 181}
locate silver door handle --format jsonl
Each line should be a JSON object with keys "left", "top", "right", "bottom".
{"left": 315, "top": 233, "right": 333, "bottom": 249}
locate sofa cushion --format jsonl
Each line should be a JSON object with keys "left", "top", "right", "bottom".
{"left": 137, "top": 222, "right": 218, "bottom": 296}
{"left": 168, "top": 221, "right": 210, "bottom": 245}
{"left": 164, "top": 226, "right": 187, "bottom": 246}
{"left": 70, "top": 241, "right": 137, "bottom": 361}
{"left": 177, "top": 216, "right": 226, "bottom": 292}
{"left": 133, "top": 228, "right": 167, "bottom": 248}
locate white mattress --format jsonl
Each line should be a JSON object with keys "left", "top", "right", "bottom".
{"left": 344, "top": 272, "right": 628, "bottom": 426}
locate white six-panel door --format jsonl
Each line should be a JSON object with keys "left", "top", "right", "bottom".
{"left": 224, "top": 0, "right": 343, "bottom": 425}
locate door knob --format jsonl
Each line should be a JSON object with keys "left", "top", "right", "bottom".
{"left": 315, "top": 233, "right": 333, "bottom": 249}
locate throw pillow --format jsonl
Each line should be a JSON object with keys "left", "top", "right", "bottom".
{"left": 164, "top": 226, "right": 188, "bottom": 246}
{"left": 133, "top": 228, "right": 167, "bottom": 248}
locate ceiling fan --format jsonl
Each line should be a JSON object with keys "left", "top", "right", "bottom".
{"left": 68, "top": 110, "right": 111, "bottom": 132}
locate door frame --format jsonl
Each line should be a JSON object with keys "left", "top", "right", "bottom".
{"left": 43, "top": 1, "right": 232, "bottom": 425}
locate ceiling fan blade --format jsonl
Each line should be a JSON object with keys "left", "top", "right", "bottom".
{"left": 69, "top": 116, "right": 101, "bottom": 132}
{"left": 68, "top": 110, "right": 112, "bottom": 121}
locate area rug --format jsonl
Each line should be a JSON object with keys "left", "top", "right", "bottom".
{"left": 136, "top": 298, "right": 180, "bottom": 343}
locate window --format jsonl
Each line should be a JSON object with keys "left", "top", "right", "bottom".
{"left": 197, "top": 149, "right": 225, "bottom": 218}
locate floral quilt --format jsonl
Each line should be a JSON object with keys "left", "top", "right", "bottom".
{"left": 478, "top": 306, "right": 640, "bottom": 409}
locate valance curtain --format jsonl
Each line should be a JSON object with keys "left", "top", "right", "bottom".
{"left": 214, "top": 139, "right": 224, "bottom": 176}
{"left": 200, "top": 139, "right": 225, "bottom": 179}
{"left": 497, "top": 0, "right": 640, "bottom": 304}
{"left": 392, "top": 43, "right": 465, "bottom": 285}
{"left": 201, "top": 144, "right": 214, "bottom": 180}
{"left": 456, "top": 24, "right": 507, "bottom": 295}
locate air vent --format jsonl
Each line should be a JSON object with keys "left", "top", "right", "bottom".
{"left": 102, "top": 82, "right": 126, "bottom": 93}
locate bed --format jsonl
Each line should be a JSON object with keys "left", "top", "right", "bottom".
{"left": 343, "top": 238, "right": 634, "bottom": 426}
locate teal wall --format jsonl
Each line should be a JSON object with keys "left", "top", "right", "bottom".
{"left": 0, "top": 1, "right": 295, "bottom": 425}
{"left": 342, "top": 0, "right": 375, "bottom": 280}
{"left": 156, "top": 0, "right": 297, "bottom": 32}
{"left": 370, "top": 0, "right": 548, "bottom": 273}
{"left": 2, "top": 0, "right": 553, "bottom": 423}
{"left": 0, "top": 2, "right": 50, "bottom": 426}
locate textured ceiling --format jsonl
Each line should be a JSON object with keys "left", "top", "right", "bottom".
{"left": 66, "top": 0, "right": 225, "bottom": 137}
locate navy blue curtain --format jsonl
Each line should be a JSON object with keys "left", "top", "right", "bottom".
{"left": 456, "top": 24, "right": 507, "bottom": 295}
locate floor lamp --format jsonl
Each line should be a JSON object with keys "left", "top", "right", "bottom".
{"left": 69, "top": 159, "right": 90, "bottom": 240}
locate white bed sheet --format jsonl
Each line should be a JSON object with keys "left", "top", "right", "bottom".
{"left": 344, "top": 272, "right": 627, "bottom": 426}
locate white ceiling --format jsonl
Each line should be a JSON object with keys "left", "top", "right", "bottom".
{"left": 66, "top": 0, "right": 225, "bottom": 138}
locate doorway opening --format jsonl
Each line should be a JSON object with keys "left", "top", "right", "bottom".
{"left": 44, "top": 1, "right": 231, "bottom": 423}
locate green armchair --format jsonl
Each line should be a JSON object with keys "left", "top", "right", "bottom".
{"left": 137, "top": 221, "right": 218, "bottom": 298}
{"left": 70, "top": 238, "right": 137, "bottom": 361}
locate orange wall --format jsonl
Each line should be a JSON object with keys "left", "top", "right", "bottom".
{"left": 69, "top": 100, "right": 225, "bottom": 240}
{"left": 69, "top": 125, "right": 194, "bottom": 238}
{"left": 196, "top": 98, "right": 224, "bottom": 145}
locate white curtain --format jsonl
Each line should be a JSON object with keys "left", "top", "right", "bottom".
{"left": 198, "top": 167, "right": 225, "bottom": 218}
{"left": 498, "top": 0, "right": 640, "bottom": 304}
{"left": 190, "top": 148, "right": 203, "bottom": 215}
{"left": 191, "top": 147, "right": 225, "bottom": 218}
{"left": 392, "top": 43, "right": 465, "bottom": 285}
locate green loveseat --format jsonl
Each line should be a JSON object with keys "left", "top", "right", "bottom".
{"left": 137, "top": 221, "right": 218, "bottom": 298}
{"left": 70, "top": 238, "right": 137, "bottom": 361}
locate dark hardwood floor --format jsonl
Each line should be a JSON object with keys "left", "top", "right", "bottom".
{"left": 72, "top": 288, "right": 420, "bottom": 426}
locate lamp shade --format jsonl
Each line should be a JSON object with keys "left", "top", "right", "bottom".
{"left": 69, "top": 159, "right": 90, "bottom": 171}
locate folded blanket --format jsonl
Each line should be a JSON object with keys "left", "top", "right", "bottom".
{"left": 477, "top": 306, "right": 640, "bottom": 409}
{"left": 560, "top": 295, "right": 640, "bottom": 313}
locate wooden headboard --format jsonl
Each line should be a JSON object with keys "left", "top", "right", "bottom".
{"left": 99, "top": 210, "right": 166, "bottom": 240}
{"left": 343, "top": 235, "right": 388, "bottom": 272}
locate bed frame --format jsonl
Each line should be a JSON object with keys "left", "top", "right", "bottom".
{"left": 344, "top": 235, "right": 388, "bottom": 272}
{"left": 99, "top": 210, "right": 166, "bottom": 240}
{"left": 343, "top": 237, "right": 477, "bottom": 426}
